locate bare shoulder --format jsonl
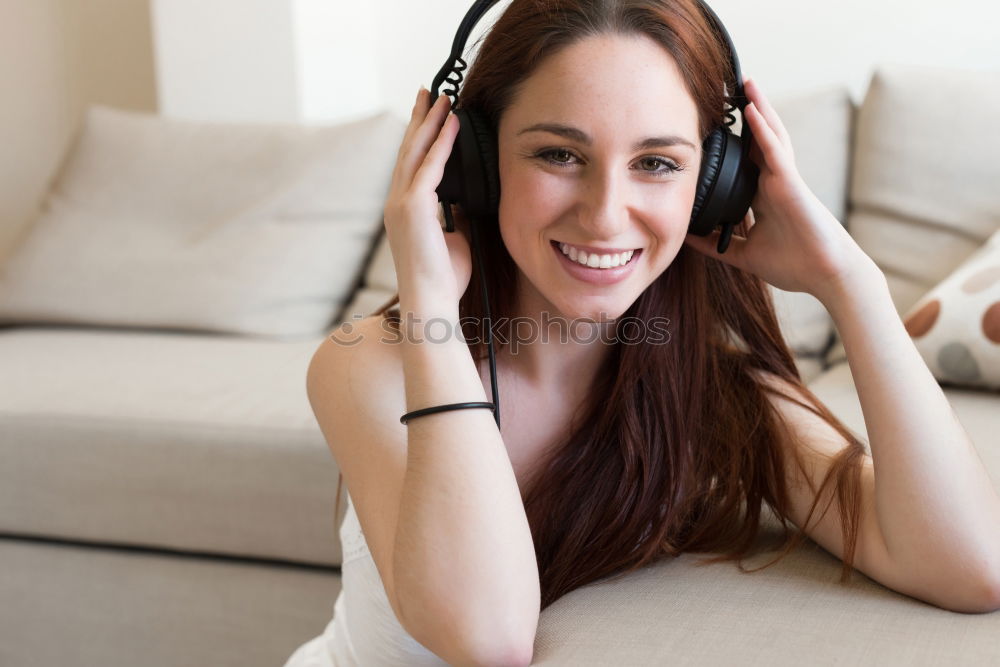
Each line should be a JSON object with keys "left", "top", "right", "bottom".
{"left": 308, "top": 314, "right": 405, "bottom": 402}
{"left": 306, "top": 314, "right": 410, "bottom": 622}
{"left": 747, "top": 367, "right": 856, "bottom": 457}
{"left": 307, "top": 315, "right": 408, "bottom": 449}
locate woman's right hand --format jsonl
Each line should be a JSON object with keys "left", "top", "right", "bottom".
{"left": 382, "top": 87, "right": 473, "bottom": 316}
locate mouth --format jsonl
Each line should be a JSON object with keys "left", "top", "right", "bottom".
{"left": 550, "top": 240, "right": 643, "bottom": 267}
{"left": 550, "top": 240, "right": 643, "bottom": 286}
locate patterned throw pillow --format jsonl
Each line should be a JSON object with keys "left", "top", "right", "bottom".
{"left": 902, "top": 228, "right": 1000, "bottom": 391}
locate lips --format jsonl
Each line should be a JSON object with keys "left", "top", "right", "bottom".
{"left": 551, "top": 240, "right": 642, "bottom": 286}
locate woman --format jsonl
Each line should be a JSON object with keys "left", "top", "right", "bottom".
{"left": 289, "top": 1, "right": 999, "bottom": 665}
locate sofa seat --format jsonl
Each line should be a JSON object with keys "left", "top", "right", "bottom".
{"left": 0, "top": 537, "right": 342, "bottom": 667}
{"left": 0, "top": 324, "right": 342, "bottom": 566}
{"left": 3, "top": 334, "right": 999, "bottom": 666}
{"left": 529, "top": 530, "right": 1000, "bottom": 665}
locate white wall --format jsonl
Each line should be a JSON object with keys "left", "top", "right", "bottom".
{"left": 292, "top": 0, "right": 380, "bottom": 123}
{"left": 151, "top": 0, "right": 300, "bottom": 122}
{"left": 149, "top": 0, "right": 1000, "bottom": 126}
{"left": 367, "top": 0, "right": 1000, "bottom": 123}
{"left": 152, "top": 0, "right": 380, "bottom": 124}
{"left": 0, "top": 0, "right": 156, "bottom": 259}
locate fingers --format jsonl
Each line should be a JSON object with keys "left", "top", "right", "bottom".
{"left": 748, "top": 138, "right": 765, "bottom": 171}
{"left": 744, "top": 101, "right": 792, "bottom": 175}
{"left": 397, "top": 88, "right": 428, "bottom": 159}
{"left": 393, "top": 90, "right": 453, "bottom": 192}
{"left": 412, "top": 111, "right": 460, "bottom": 193}
{"left": 400, "top": 88, "right": 436, "bottom": 156}
{"left": 743, "top": 77, "right": 793, "bottom": 153}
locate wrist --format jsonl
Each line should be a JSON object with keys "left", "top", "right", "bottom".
{"left": 394, "top": 300, "right": 466, "bottom": 346}
{"left": 397, "top": 294, "right": 460, "bottom": 322}
{"left": 817, "top": 256, "right": 888, "bottom": 322}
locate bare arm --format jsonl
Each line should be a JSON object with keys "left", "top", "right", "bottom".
{"left": 369, "top": 84, "right": 538, "bottom": 665}
{"left": 822, "top": 262, "right": 1000, "bottom": 611}
{"left": 680, "top": 72, "right": 1000, "bottom": 611}
{"left": 393, "top": 301, "right": 540, "bottom": 665}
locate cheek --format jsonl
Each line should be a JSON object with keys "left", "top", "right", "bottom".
{"left": 497, "top": 164, "right": 570, "bottom": 257}
{"left": 641, "top": 181, "right": 699, "bottom": 237}
{"left": 499, "top": 165, "right": 567, "bottom": 219}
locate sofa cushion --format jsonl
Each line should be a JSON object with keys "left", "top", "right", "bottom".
{"left": 849, "top": 63, "right": 1000, "bottom": 312}
{"left": 827, "top": 63, "right": 1000, "bottom": 368}
{"left": 529, "top": 525, "right": 1000, "bottom": 665}
{"left": 0, "top": 106, "right": 405, "bottom": 340}
{"left": 0, "top": 537, "right": 342, "bottom": 667}
{"left": 0, "top": 325, "right": 345, "bottom": 566}
{"left": 793, "top": 355, "right": 825, "bottom": 385}
{"left": 901, "top": 228, "right": 1000, "bottom": 390}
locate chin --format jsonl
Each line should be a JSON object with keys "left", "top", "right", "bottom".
{"left": 547, "top": 297, "right": 634, "bottom": 327}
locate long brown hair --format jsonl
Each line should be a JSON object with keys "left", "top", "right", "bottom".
{"left": 335, "top": 0, "right": 868, "bottom": 611}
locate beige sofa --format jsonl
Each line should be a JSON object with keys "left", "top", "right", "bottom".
{"left": 1, "top": 62, "right": 998, "bottom": 666}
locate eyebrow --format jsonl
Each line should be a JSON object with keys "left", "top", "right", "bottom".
{"left": 517, "top": 122, "right": 697, "bottom": 151}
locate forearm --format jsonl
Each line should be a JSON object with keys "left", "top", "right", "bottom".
{"left": 392, "top": 300, "right": 540, "bottom": 661}
{"left": 821, "top": 263, "right": 1000, "bottom": 600}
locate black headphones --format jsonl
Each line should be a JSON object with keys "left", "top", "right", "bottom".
{"left": 427, "top": 0, "right": 758, "bottom": 431}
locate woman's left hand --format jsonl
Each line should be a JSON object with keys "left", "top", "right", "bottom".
{"left": 682, "top": 76, "right": 878, "bottom": 306}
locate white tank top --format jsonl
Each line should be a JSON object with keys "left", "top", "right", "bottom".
{"left": 282, "top": 491, "right": 448, "bottom": 667}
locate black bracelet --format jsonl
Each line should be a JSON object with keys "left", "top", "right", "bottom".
{"left": 400, "top": 401, "right": 496, "bottom": 425}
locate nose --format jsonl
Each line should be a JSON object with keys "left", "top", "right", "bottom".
{"left": 579, "top": 163, "right": 630, "bottom": 239}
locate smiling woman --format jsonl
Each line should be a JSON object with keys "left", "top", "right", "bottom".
{"left": 370, "top": 0, "right": 875, "bottom": 611}
{"left": 347, "top": 0, "right": 874, "bottom": 611}
{"left": 289, "top": 1, "right": 911, "bottom": 665}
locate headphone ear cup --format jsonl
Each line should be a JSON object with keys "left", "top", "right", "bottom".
{"left": 436, "top": 106, "right": 500, "bottom": 224}
{"left": 690, "top": 127, "right": 727, "bottom": 236}
{"left": 689, "top": 127, "right": 760, "bottom": 242}
{"left": 463, "top": 107, "right": 501, "bottom": 220}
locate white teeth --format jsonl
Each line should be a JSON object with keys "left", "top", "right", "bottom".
{"left": 558, "top": 242, "right": 635, "bottom": 269}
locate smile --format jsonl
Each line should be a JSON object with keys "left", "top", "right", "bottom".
{"left": 550, "top": 240, "right": 642, "bottom": 286}
{"left": 554, "top": 241, "right": 638, "bottom": 268}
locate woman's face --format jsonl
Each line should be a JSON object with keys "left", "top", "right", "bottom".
{"left": 497, "top": 32, "right": 703, "bottom": 323}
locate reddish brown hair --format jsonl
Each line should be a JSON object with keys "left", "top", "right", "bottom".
{"left": 338, "top": 0, "right": 868, "bottom": 611}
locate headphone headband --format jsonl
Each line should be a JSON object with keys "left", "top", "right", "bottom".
{"left": 430, "top": 0, "right": 750, "bottom": 145}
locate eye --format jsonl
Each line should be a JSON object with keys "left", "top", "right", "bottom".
{"left": 636, "top": 156, "right": 684, "bottom": 176}
{"left": 535, "top": 148, "right": 579, "bottom": 166}
{"left": 533, "top": 149, "right": 685, "bottom": 177}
